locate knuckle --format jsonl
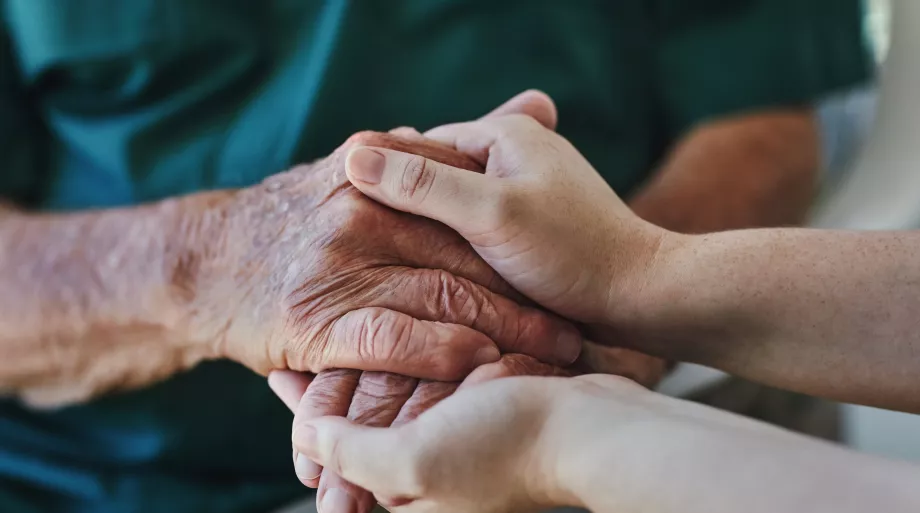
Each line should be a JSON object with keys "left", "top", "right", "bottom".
{"left": 300, "top": 370, "right": 361, "bottom": 415}
{"left": 499, "top": 113, "right": 543, "bottom": 136}
{"left": 354, "top": 310, "right": 412, "bottom": 364}
{"left": 350, "top": 373, "right": 416, "bottom": 426}
{"left": 431, "top": 271, "right": 480, "bottom": 323}
{"left": 398, "top": 156, "right": 436, "bottom": 204}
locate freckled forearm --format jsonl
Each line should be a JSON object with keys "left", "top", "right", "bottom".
{"left": 616, "top": 110, "right": 920, "bottom": 410}
{"left": 607, "top": 109, "right": 820, "bottom": 382}
{"left": 623, "top": 228, "right": 920, "bottom": 412}
{"left": 562, "top": 409, "right": 920, "bottom": 513}
{"left": 0, "top": 191, "right": 231, "bottom": 405}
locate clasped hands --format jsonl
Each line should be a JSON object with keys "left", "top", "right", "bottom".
{"left": 186, "top": 90, "right": 666, "bottom": 513}
{"left": 247, "top": 90, "right": 669, "bottom": 513}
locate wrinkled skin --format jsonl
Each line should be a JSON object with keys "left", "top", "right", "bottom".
{"left": 193, "top": 130, "right": 582, "bottom": 379}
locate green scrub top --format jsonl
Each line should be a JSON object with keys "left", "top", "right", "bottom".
{"left": 0, "top": 1, "right": 870, "bottom": 512}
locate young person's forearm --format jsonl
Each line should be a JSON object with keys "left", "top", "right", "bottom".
{"left": 575, "top": 411, "right": 920, "bottom": 513}
{"left": 626, "top": 229, "right": 920, "bottom": 412}
{"left": 557, "top": 396, "right": 920, "bottom": 513}
{"left": 0, "top": 192, "right": 230, "bottom": 405}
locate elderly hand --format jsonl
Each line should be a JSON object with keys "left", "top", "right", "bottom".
{"left": 183, "top": 118, "right": 582, "bottom": 379}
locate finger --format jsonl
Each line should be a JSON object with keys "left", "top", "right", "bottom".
{"left": 388, "top": 126, "right": 425, "bottom": 140}
{"left": 374, "top": 270, "right": 582, "bottom": 366}
{"left": 318, "top": 372, "right": 418, "bottom": 513}
{"left": 460, "top": 354, "right": 571, "bottom": 389}
{"left": 393, "top": 380, "right": 458, "bottom": 425}
{"left": 295, "top": 417, "right": 425, "bottom": 500}
{"left": 317, "top": 307, "right": 501, "bottom": 380}
{"left": 481, "top": 89, "right": 558, "bottom": 130}
{"left": 345, "top": 130, "right": 483, "bottom": 176}
{"left": 293, "top": 369, "right": 361, "bottom": 487}
{"left": 573, "top": 340, "right": 668, "bottom": 389}
{"left": 346, "top": 146, "right": 501, "bottom": 238}
{"left": 268, "top": 370, "right": 314, "bottom": 412}
{"left": 424, "top": 114, "right": 546, "bottom": 170}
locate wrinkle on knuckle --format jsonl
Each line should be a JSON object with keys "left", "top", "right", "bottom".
{"left": 356, "top": 310, "right": 412, "bottom": 365}
{"left": 399, "top": 156, "right": 434, "bottom": 204}
{"left": 432, "top": 271, "right": 480, "bottom": 324}
{"left": 395, "top": 382, "right": 456, "bottom": 425}
{"left": 302, "top": 370, "right": 361, "bottom": 414}
{"left": 349, "top": 402, "right": 401, "bottom": 426}
{"left": 356, "top": 372, "right": 417, "bottom": 399}
{"left": 348, "top": 373, "right": 417, "bottom": 426}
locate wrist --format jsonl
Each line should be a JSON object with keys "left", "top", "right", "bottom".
{"left": 602, "top": 223, "right": 684, "bottom": 327}
{"left": 160, "top": 189, "right": 240, "bottom": 361}
{"left": 601, "top": 231, "right": 720, "bottom": 364}
{"left": 522, "top": 389, "right": 590, "bottom": 510}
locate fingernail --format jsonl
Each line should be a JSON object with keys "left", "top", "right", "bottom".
{"left": 321, "top": 488, "right": 358, "bottom": 513}
{"left": 557, "top": 328, "right": 583, "bottom": 365}
{"left": 346, "top": 148, "right": 385, "bottom": 184}
{"left": 295, "top": 452, "right": 322, "bottom": 482}
{"left": 473, "top": 346, "right": 501, "bottom": 367}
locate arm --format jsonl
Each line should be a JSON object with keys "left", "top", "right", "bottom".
{"left": 0, "top": 195, "right": 220, "bottom": 406}
{"left": 629, "top": 109, "right": 819, "bottom": 233}
{"left": 557, "top": 378, "right": 920, "bottom": 513}
{"left": 343, "top": 113, "right": 920, "bottom": 412}
{"left": 297, "top": 374, "right": 920, "bottom": 513}
{"left": 586, "top": 109, "right": 819, "bottom": 382}
{"left": 0, "top": 130, "right": 579, "bottom": 408}
{"left": 626, "top": 228, "right": 920, "bottom": 412}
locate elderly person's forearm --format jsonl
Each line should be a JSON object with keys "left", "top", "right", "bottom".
{"left": 0, "top": 130, "right": 579, "bottom": 407}
{"left": 0, "top": 194, "right": 225, "bottom": 406}
{"left": 629, "top": 108, "right": 819, "bottom": 233}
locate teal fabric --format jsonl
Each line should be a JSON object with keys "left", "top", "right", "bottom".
{"left": 0, "top": 1, "right": 871, "bottom": 512}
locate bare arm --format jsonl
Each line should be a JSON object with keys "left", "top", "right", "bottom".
{"left": 585, "top": 109, "right": 820, "bottom": 381}
{"left": 0, "top": 130, "right": 579, "bottom": 408}
{"left": 0, "top": 193, "right": 229, "bottom": 406}
{"left": 559, "top": 381, "right": 920, "bottom": 513}
{"left": 343, "top": 111, "right": 920, "bottom": 412}
{"left": 616, "top": 111, "right": 920, "bottom": 411}
{"left": 296, "top": 373, "right": 920, "bottom": 513}
{"left": 629, "top": 108, "right": 819, "bottom": 233}
{"left": 628, "top": 228, "right": 920, "bottom": 412}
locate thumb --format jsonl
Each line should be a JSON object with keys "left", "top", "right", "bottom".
{"left": 294, "top": 417, "right": 426, "bottom": 498}
{"left": 346, "top": 146, "right": 498, "bottom": 235}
